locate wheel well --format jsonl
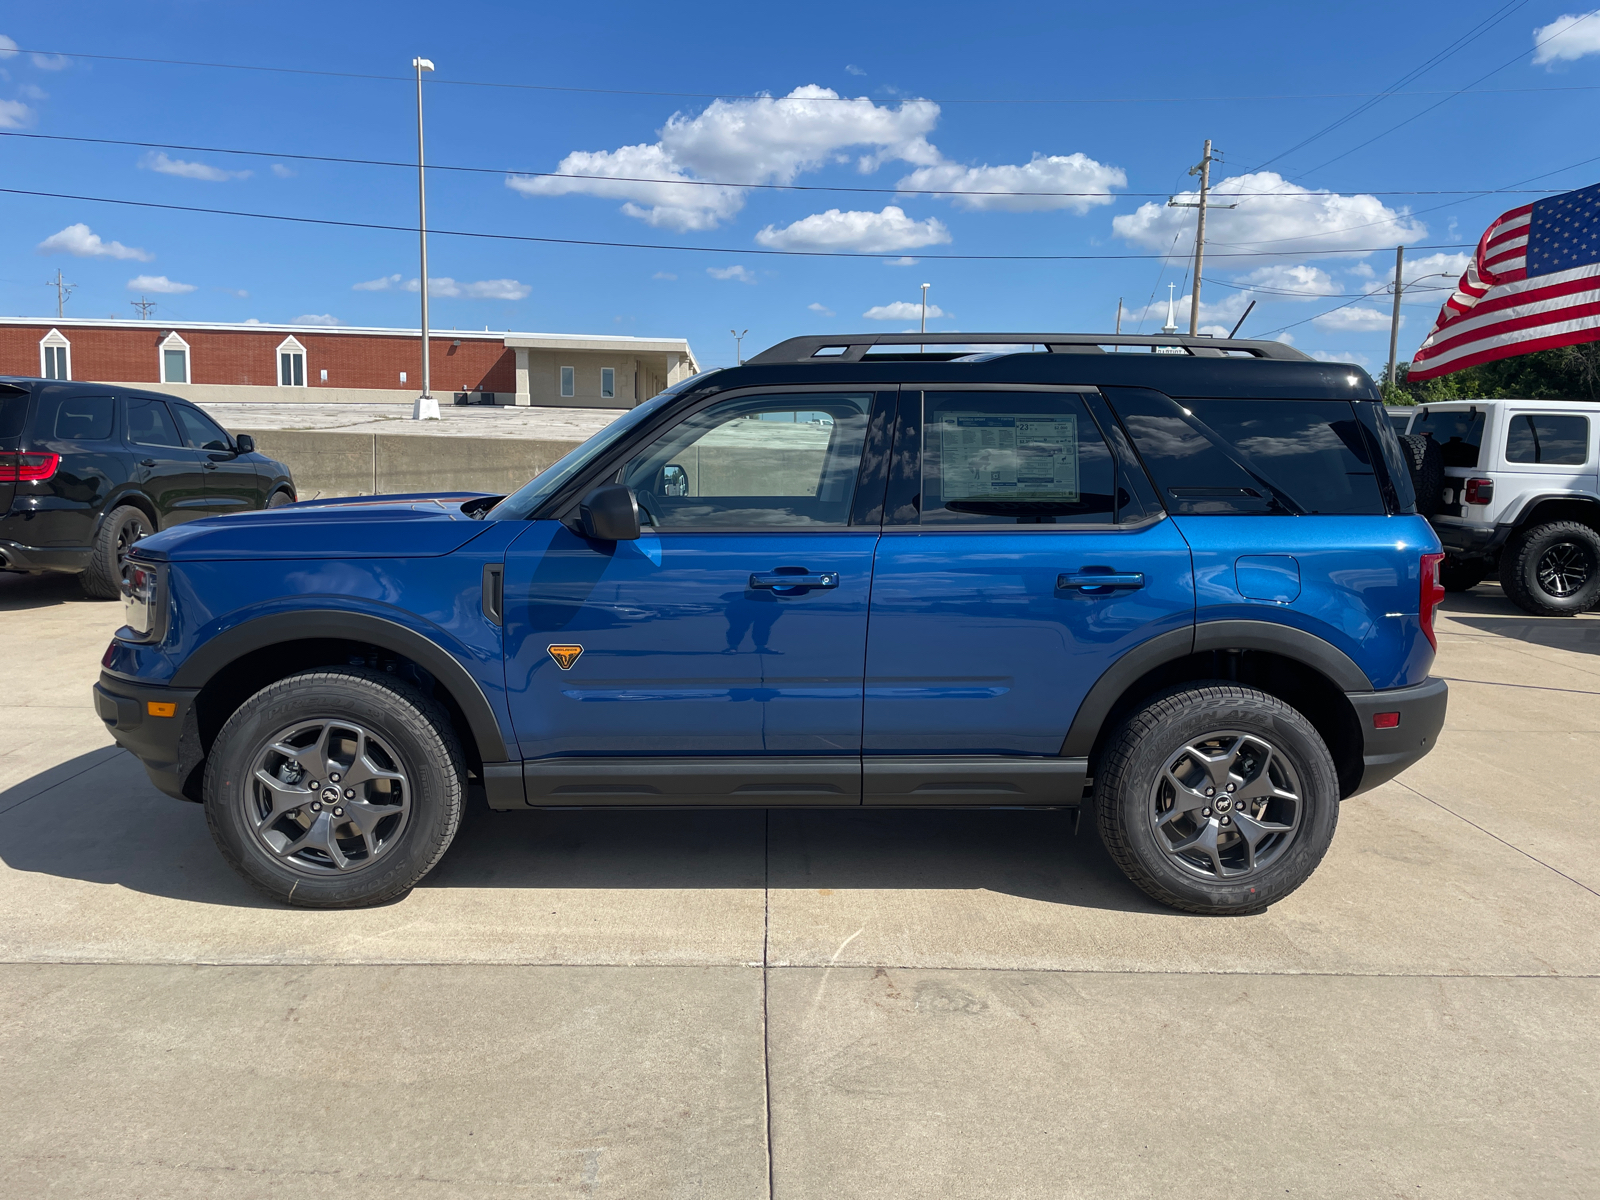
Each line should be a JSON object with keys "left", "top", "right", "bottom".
{"left": 186, "top": 638, "right": 484, "bottom": 798}
{"left": 1516, "top": 497, "right": 1600, "bottom": 534}
{"left": 1086, "top": 649, "right": 1364, "bottom": 798}
{"left": 106, "top": 492, "right": 160, "bottom": 534}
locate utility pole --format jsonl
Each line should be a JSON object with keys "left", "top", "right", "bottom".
{"left": 1386, "top": 245, "right": 1405, "bottom": 393}
{"left": 1115, "top": 297, "right": 1123, "bottom": 335}
{"left": 731, "top": 329, "right": 748, "bottom": 365}
{"left": 920, "top": 282, "right": 931, "bottom": 354}
{"left": 130, "top": 296, "right": 156, "bottom": 320}
{"left": 1168, "top": 140, "right": 1236, "bottom": 336}
{"left": 47, "top": 269, "right": 76, "bottom": 319}
{"left": 411, "top": 55, "right": 439, "bottom": 420}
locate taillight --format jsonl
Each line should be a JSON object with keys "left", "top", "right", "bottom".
{"left": 1464, "top": 478, "right": 1494, "bottom": 505}
{"left": 1420, "top": 551, "right": 1446, "bottom": 651}
{"left": 0, "top": 451, "right": 60, "bottom": 482}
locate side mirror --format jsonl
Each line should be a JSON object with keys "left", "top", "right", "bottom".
{"left": 234, "top": 434, "right": 255, "bottom": 454}
{"left": 578, "top": 483, "right": 641, "bottom": 541}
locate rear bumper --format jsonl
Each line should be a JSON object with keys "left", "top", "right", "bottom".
{"left": 0, "top": 539, "right": 92, "bottom": 573}
{"left": 1345, "top": 677, "right": 1448, "bottom": 796}
{"left": 93, "top": 672, "right": 202, "bottom": 801}
{"left": 1432, "top": 521, "right": 1513, "bottom": 561}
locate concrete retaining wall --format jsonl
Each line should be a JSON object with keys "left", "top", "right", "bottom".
{"left": 240, "top": 429, "right": 584, "bottom": 500}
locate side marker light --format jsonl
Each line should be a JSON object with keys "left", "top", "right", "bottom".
{"left": 147, "top": 701, "right": 177, "bottom": 718}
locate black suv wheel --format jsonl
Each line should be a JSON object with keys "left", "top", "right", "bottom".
{"left": 1498, "top": 520, "right": 1600, "bottom": 616}
{"left": 1095, "top": 684, "right": 1340, "bottom": 915}
{"left": 204, "top": 667, "right": 464, "bottom": 907}
{"left": 80, "top": 505, "right": 152, "bottom": 600}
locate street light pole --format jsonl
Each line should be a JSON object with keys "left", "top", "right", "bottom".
{"left": 920, "top": 282, "right": 930, "bottom": 353}
{"left": 731, "top": 328, "right": 748, "bottom": 365}
{"left": 412, "top": 56, "right": 439, "bottom": 421}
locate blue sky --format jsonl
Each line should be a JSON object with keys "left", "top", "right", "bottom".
{"left": 5, "top": 1, "right": 1600, "bottom": 372}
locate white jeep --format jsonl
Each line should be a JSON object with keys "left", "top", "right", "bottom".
{"left": 1399, "top": 399, "right": 1600, "bottom": 615}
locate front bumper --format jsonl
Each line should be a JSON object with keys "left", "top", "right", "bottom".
{"left": 0, "top": 539, "right": 92, "bottom": 573}
{"left": 1345, "top": 677, "right": 1448, "bottom": 795}
{"left": 93, "top": 672, "right": 202, "bottom": 801}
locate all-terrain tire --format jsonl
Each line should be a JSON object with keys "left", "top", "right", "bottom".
{"left": 1439, "top": 555, "right": 1489, "bottom": 593}
{"left": 1095, "top": 683, "right": 1341, "bottom": 915}
{"left": 1398, "top": 433, "right": 1444, "bottom": 517}
{"left": 204, "top": 667, "right": 465, "bottom": 907}
{"left": 80, "top": 504, "right": 153, "bottom": 600}
{"left": 1497, "top": 520, "right": 1600, "bottom": 616}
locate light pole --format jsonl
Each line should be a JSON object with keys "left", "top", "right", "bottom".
{"left": 920, "top": 282, "right": 930, "bottom": 352}
{"left": 412, "top": 56, "right": 439, "bottom": 421}
{"left": 731, "top": 329, "right": 748, "bottom": 365}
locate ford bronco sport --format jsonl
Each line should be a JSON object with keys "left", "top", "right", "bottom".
{"left": 95, "top": 332, "right": 1448, "bottom": 915}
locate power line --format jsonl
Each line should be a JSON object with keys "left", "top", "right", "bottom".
{"left": 0, "top": 184, "right": 1473, "bottom": 262}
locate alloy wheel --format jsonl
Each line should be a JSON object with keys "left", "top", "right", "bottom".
{"left": 1536, "top": 541, "right": 1594, "bottom": 598}
{"left": 1148, "top": 730, "right": 1302, "bottom": 880}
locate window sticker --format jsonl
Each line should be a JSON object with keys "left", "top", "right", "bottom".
{"left": 939, "top": 412, "right": 1080, "bottom": 501}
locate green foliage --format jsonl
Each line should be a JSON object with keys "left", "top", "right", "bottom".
{"left": 1384, "top": 342, "right": 1600, "bottom": 403}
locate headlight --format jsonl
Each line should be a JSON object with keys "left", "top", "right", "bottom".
{"left": 120, "top": 562, "right": 163, "bottom": 642}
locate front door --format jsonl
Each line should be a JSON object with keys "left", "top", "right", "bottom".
{"left": 862, "top": 388, "right": 1195, "bottom": 802}
{"left": 502, "top": 389, "right": 891, "bottom": 805}
{"left": 171, "top": 403, "right": 263, "bottom": 514}
{"left": 123, "top": 396, "right": 209, "bottom": 527}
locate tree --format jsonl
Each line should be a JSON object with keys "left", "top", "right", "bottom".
{"left": 1381, "top": 342, "right": 1600, "bottom": 405}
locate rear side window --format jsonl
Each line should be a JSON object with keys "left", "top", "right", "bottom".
{"left": 0, "top": 389, "right": 28, "bottom": 440}
{"left": 1412, "top": 409, "right": 1485, "bottom": 468}
{"left": 52, "top": 395, "right": 114, "bottom": 441}
{"left": 1106, "top": 388, "right": 1384, "bottom": 515}
{"left": 126, "top": 397, "right": 183, "bottom": 447}
{"left": 1505, "top": 413, "right": 1589, "bottom": 465}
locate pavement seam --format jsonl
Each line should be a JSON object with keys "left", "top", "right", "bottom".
{"left": 1439, "top": 675, "right": 1600, "bottom": 696}
{"left": 761, "top": 809, "right": 775, "bottom": 1200}
{"left": 0, "top": 746, "right": 122, "bottom": 817}
{"left": 1396, "top": 778, "right": 1600, "bottom": 900}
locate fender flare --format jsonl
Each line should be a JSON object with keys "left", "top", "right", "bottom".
{"left": 170, "top": 609, "right": 508, "bottom": 762}
{"left": 1061, "top": 619, "right": 1373, "bottom": 758}
{"left": 1505, "top": 491, "right": 1600, "bottom": 528}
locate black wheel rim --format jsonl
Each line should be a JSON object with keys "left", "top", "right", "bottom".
{"left": 1148, "top": 730, "right": 1302, "bottom": 880}
{"left": 1536, "top": 542, "right": 1594, "bottom": 598}
{"left": 115, "top": 515, "right": 147, "bottom": 572}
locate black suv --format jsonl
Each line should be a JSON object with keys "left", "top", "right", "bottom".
{"left": 0, "top": 377, "right": 295, "bottom": 598}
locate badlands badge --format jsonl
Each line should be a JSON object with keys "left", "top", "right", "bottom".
{"left": 547, "top": 644, "right": 584, "bottom": 671}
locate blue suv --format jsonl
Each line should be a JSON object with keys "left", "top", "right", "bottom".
{"left": 95, "top": 333, "right": 1448, "bottom": 915}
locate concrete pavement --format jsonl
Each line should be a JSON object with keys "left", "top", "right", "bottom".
{"left": 1, "top": 571, "right": 1597, "bottom": 1197}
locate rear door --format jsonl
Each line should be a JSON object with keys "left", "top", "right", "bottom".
{"left": 861, "top": 387, "right": 1195, "bottom": 803}
{"left": 123, "top": 395, "right": 209, "bottom": 526}
{"left": 171, "top": 402, "right": 264, "bottom": 513}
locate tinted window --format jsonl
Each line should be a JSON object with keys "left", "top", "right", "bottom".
{"left": 51, "top": 395, "right": 114, "bottom": 441}
{"left": 126, "top": 398, "right": 183, "bottom": 447}
{"left": 1505, "top": 413, "right": 1589, "bottom": 466}
{"left": 1412, "top": 409, "right": 1485, "bottom": 468}
{"left": 1356, "top": 400, "right": 1415, "bottom": 514}
{"left": 920, "top": 391, "right": 1115, "bottom": 525}
{"left": 1108, "top": 388, "right": 1384, "bottom": 515}
{"left": 0, "top": 389, "right": 31, "bottom": 440}
{"left": 173, "top": 405, "right": 233, "bottom": 451}
{"left": 622, "top": 392, "right": 872, "bottom": 529}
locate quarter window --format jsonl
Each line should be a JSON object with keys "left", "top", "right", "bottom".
{"left": 560, "top": 366, "right": 575, "bottom": 398}
{"left": 51, "top": 395, "right": 114, "bottom": 441}
{"left": 1410, "top": 409, "right": 1486, "bottom": 468}
{"left": 602, "top": 367, "right": 615, "bottom": 399}
{"left": 1505, "top": 413, "right": 1589, "bottom": 465}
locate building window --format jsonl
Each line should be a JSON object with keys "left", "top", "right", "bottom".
{"left": 159, "top": 332, "right": 190, "bottom": 384}
{"left": 40, "top": 329, "right": 71, "bottom": 380}
{"left": 400, "top": 372, "right": 408, "bottom": 384}
{"left": 320, "top": 369, "right": 328, "bottom": 382}
{"left": 601, "top": 367, "right": 615, "bottom": 399}
{"left": 276, "top": 336, "right": 307, "bottom": 387}
{"left": 560, "top": 365, "right": 575, "bottom": 397}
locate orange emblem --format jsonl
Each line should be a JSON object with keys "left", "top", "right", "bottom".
{"left": 547, "top": 644, "right": 584, "bottom": 670}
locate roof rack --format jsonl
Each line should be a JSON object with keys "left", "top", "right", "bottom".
{"left": 745, "top": 332, "right": 1311, "bottom": 364}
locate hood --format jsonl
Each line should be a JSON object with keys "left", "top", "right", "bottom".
{"left": 130, "top": 493, "right": 498, "bottom": 562}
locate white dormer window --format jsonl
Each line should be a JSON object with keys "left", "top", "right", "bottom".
{"left": 276, "top": 335, "right": 307, "bottom": 387}
{"left": 40, "top": 329, "right": 71, "bottom": 380}
{"left": 159, "top": 331, "right": 190, "bottom": 384}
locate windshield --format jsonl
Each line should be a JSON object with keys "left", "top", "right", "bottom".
{"left": 487, "top": 392, "right": 677, "bottom": 520}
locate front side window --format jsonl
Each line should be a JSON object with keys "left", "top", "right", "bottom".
{"left": 602, "top": 367, "right": 615, "bottom": 399}
{"left": 622, "top": 392, "right": 872, "bottom": 529}
{"left": 560, "top": 366, "right": 576, "bottom": 398}
{"left": 126, "top": 397, "right": 183, "bottom": 447}
{"left": 919, "top": 391, "right": 1116, "bottom": 525}
{"left": 1506, "top": 413, "right": 1589, "bottom": 465}
{"left": 1411, "top": 408, "right": 1485, "bottom": 468}
{"left": 173, "top": 405, "right": 233, "bottom": 451}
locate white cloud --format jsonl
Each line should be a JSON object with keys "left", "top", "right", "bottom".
{"left": 31, "top": 53, "right": 69, "bottom": 70}
{"left": 897, "top": 152, "right": 1125, "bottom": 213}
{"left": 652, "top": 271, "right": 677, "bottom": 280}
{"left": 846, "top": 64, "right": 866, "bottom": 76}
{"left": 126, "top": 274, "right": 196, "bottom": 294}
{"left": 1533, "top": 11, "right": 1600, "bottom": 64}
{"left": 864, "top": 300, "right": 950, "bottom": 320}
{"left": 140, "top": 151, "right": 251, "bottom": 182}
{"left": 1401, "top": 251, "right": 1471, "bottom": 287}
{"left": 756, "top": 205, "right": 950, "bottom": 253}
{"left": 218, "top": 287, "right": 249, "bottom": 298}
{"left": 1113, "top": 171, "right": 1428, "bottom": 259}
{"left": 508, "top": 85, "right": 940, "bottom": 231}
{"left": 884, "top": 256, "right": 919, "bottom": 266}
{"left": 291, "top": 314, "right": 344, "bottom": 326}
{"left": 0, "top": 34, "right": 17, "bottom": 58}
{"left": 1128, "top": 291, "right": 1251, "bottom": 326}
{"left": 1235, "top": 263, "right": 1340, "bottom": 297}
{"left": 271, "top": 163, "right": 296, "bottom": 178}
{"left": 38, "top": 223, "right": 153, "bottom": 261}
{"left": 353, "top": 273, "right": 402, "bottom": 291}
{"left": 241, "top": 318, "right": 263, "bottom": 325}
{"left": 707, "top": 264, "right": 756, "bottom": 283}
{"left": 352, "top": 274, "right": 529, "bottom": 299}
{"left": 808, "top": 301, "right": 835, "bottom": 316}
{"left": 1312, "top": 306, "right": 1396, "bottom": 332}
{"left": 1310, "top": 349, "right": 1372, "bottom": 365}
{"left": 17, "top": 82, "right": 45, "bottom": 100}
{"left": 0, "top": 98, "right": 32, "bottom": 128}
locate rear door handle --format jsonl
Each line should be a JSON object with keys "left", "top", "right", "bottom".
{"left": 1057, "top": 571, "right": 1144, "bottom": 593}
{"left": 750, "top": 571, "right": 839, "bottom": 590}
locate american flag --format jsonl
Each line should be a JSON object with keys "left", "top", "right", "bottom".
{"left": 1409, "top": 182, "right": 1600, "bottom": 380}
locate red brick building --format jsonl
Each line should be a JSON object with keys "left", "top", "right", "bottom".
{"left": 1, "top": 317, "right": 698, "bottom": 409}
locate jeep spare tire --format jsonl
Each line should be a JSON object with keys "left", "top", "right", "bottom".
{"left": 1399, "top": 433, "right": 1444, "bottom": 517}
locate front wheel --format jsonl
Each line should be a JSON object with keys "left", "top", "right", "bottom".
{"left": 1498, "top": 521, "right": 1600, "bottom": 616}
{"left": 204, "top": 667, "right": 465, "bottom": 907}
{"left": 1095, "top": 684, "right": 1341, "bottom": 915}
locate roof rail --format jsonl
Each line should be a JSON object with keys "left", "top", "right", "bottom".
{"left": 745, "top": 332, "right": 1312, "bottom": 364}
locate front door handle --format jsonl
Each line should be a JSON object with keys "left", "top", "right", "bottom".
{"left": 1057, "top": 570, "right": 1144, "bottom": 593}
{"left": 750, "top": 571, "right": 839, "bottom": 591}
{"left": 139, "top": 458, "right": 156, "bottom": 468}
{"left": 202, "top": 461, "right": 218, "bottom": 471}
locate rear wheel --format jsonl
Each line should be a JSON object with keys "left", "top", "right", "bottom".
{"left": 1439, "top": 555, "right": 1489, "bottom": 593}
{"left": 80, "top": 505, "right": 152, "bottom": 600}
{"left": 1095, "top": 683, "right": 1341, "bottom": 915}
{"left": 1498, "top": 520, "right": 1600, "bottom": 615}
{"left": 266, "top": 490, "right": 294, "bottom": 509}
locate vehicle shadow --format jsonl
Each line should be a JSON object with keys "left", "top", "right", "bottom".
{"left": 0, "top": 569, "right": 107, "bottom": 613}
{"left": 1441, "top": 586, "right": 1600, "bottom": 655}
{"left": 0, "top": 747, "right": 1162, "bottom": 915}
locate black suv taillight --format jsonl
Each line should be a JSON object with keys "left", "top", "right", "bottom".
{"left": 0, "top": 451, "right": 60, "bottom": 482}
{"left": 1464, "top": 477, "right": 1493, "bottom": 505}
